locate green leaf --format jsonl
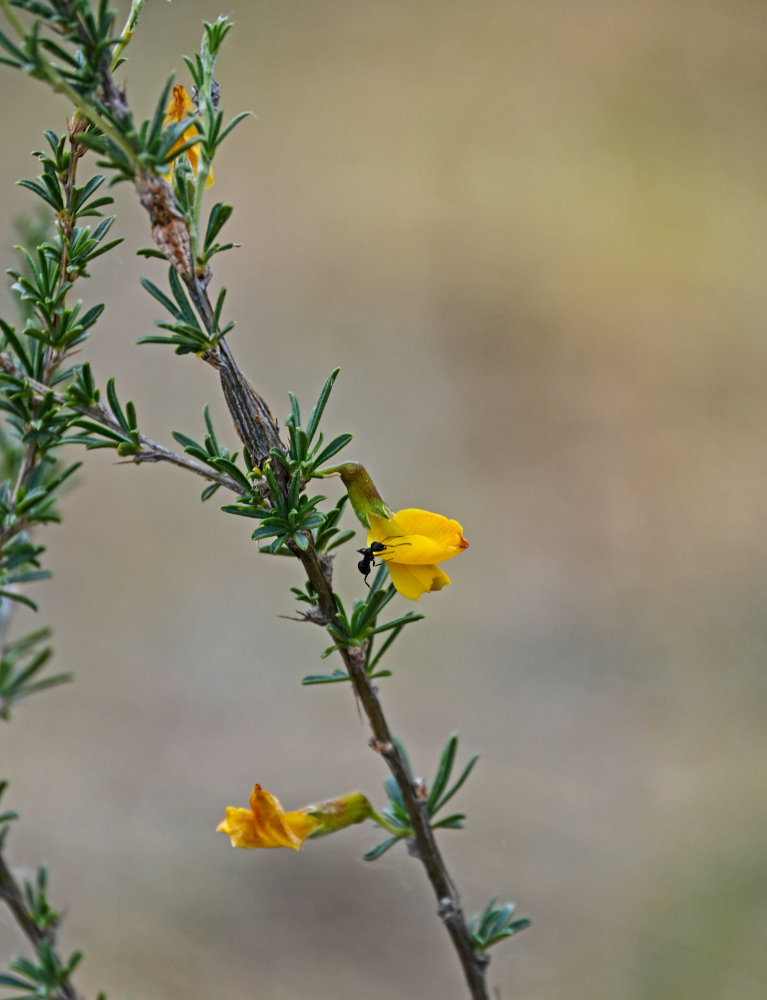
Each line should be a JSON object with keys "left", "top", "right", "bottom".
{"left": 430, "top": 813, "right": 466, "bottom": 829}
{"left": 0, "top": 972, "right": 34, "bottom": 989}
{"left": 136, "top": 246, "right": 167, "bottom": 260}
{"left": 204, "top": 202, "right": 233, "bottom": 250}
{"left": 323, "top": 528, "right": 356, "bottom": 553}
{"left": 0, "top": 590, "right": 38, "bottom": 612}
{"left": 363, "top": 835, "right": 402, "bottom": 861}
{"left": 431, "top": 752, "right": 479, "bottom": 816}
{"left": 216, "top": 109, "right": 251, "bottom": 146}
{"left": 306, "top": 367, "right": 340, "bottom": 443}
{"left": 311, "top": 433, "right": 352, "bottom": 469}
{"left": 369, "top": 611, "right": 424, "bottom": 636}
{"left": 301, "top": 669, "right": 350, "bottom": 685}
{"left": 426, "top": 734, "right": 458, "bottom": 814}
{"left": 139, "top": 276, "right": 177, "bottom": 316}
{"left": 220, "top": 502, "right": 264, "bottom": 519}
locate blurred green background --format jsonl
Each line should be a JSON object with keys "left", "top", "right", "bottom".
{"left": 2, "top": 1, "right": 767, "bottom": 998}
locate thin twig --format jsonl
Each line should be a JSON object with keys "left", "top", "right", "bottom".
{"left": 0, "top": 353, "right": 246, "bottom": 496}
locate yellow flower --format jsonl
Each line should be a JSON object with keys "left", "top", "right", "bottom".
{"left": 367, "top": 508, "right": 469, "bottom": 601}
{"left": 322, "top": 464, "right": 469, "bottom": 599}
{"left": 217, "top": 784, "right": 372, "bottom": 850}
{"left": 163, "top": 84, "right": 214, "bottom": 187}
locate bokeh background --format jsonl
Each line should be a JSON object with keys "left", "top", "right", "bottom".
{"left": 2, "top": 1, "right": 767, "bottom": 998}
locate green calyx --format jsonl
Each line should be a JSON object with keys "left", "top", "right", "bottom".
{"left": 322, "top": 462, "right": 392, "bottom": 527}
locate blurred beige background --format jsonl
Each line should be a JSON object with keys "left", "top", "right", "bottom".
{"left": 2, "top": 1, "right": 767, "bottom": 998}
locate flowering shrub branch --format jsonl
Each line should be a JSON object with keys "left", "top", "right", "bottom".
{"left": 0, "top": 4, "right": 528, "bottom": 1000}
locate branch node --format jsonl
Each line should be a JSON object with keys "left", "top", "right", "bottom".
{"left": 438, "top": 896, "right": 460, "bottom": 921}
{"left": 369, "top": 736, "right": 394, "bottom": 757}
{"left": 278, "top": 607, "right": 328, "bottom": 626}
{"left": 412, "top": 777, "right": 429, "bottom": 801}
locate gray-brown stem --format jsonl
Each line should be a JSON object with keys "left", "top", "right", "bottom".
{"left": 290, "top": 540, "right": 491, "bottom": 999}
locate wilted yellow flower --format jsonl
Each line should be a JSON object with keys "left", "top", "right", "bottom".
{"left": 367, "top": 508, "right": 469, "bottom": 600}
{"left": 217, "top": 784, "right": 373, "bottom": 850}
{"left": 163, "top": 84, "right": 214, "bottom": 187}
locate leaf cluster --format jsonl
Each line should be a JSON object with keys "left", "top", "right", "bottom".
{"left": 0, "top": 943, "right": 84, "bottom": 1000}
{"left": 139, "top": 266, "right": 231, "bottom": 355}
{"left": 467, "top": 896, "right": 531, "bottom": 954}
{"left": 304, "top": 571, "right": 422, "bottom": 683}
{"left": 1, "top": 3, "right": 246, "bottom": 225}
{"left": 0, "top": 627, "right": 69, "bottom": 720}
{"left": 280, "top": 368, "right": 353, "bottom": 481}
{"left": 172, "top": 404, "right": 255, "bottom": 500}
{"left": 365, "top": 735, "right": 479, "bottom": 860}
{"left": 67, "top": 373, "right": 141, "bottom": 456}
{"left": 19, "top": 130, "right": 118, "bottom": 250}
{"left": 7, "top": 247, "right": 105, "bottom": 353}
{"left": 311, "top": 493, "right": 355, "bottom": 555}
{"left": 223, "top": 463, "right": 323, "bottom": 553}
{"left": 221, "top": 369, "right": 354, "bottom": 552}
{"left": 0, "top": 0, "right": 118, "bottom": 96}
{"left": 183, "top": 19, "right": 250, "bottom": 166}
{"left": 0, "top": 122, "right": 122, "bottom": 701}
{"left": 0, "top": 366, "right": 66, "bottom": 452}
{"left": 0, "top": 2, "right": 202, "bottom": 187}
{"left": 0, "top": 364, "right": 82, "bottom": 614}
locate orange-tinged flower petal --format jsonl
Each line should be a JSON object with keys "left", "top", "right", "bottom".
{"left": 162, "top": 84, "right": 214, "bottom": 188}
{"left": 217, "top": 784, "right": 318, "bottom": 850}
{"left": 217, "top": 785, "right": 373, "bottom": 850}
{"left": 164, "top": 83, "right": 194, "bottom": 124}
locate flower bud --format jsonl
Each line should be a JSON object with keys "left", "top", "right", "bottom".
{"left": 323, "top": 462, "right": 392, "bottom": 526}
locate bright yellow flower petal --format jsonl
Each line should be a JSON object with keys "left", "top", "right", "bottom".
{"left": 365, "top": 508, "right": 467, "bottom": 599}
{"left": 391, "top": 509, "right": 468, "bottom": 559}
{"left": 387, "top": 561, "right": 450, "bottom": 600}
{"left": 216, "top": 784, "right": 317, "bottom": 850}
{"left": 369, "top": 532, "right": 444, "bottom": 565}
{"left": 368, "top": 510, "right": 467, "bottom": 563}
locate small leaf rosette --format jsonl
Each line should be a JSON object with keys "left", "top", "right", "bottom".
{"left": 217, "top": 784, "right": 373, "bottom": 850}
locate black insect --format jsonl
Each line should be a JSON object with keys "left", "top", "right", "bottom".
{"left": 357, "top": 541, "right": 388, "bottom": 586}
{"left": 356, "top": 539, "right": 411, "bottom": 587}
